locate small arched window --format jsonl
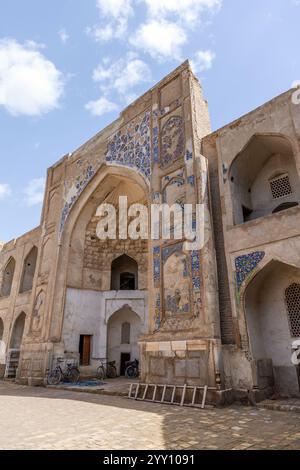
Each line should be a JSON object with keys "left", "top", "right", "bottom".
{"left": 121, "top": 322, "right": 131, "bottom": 344}
{"left": 111, "top": 255, "right": 138, "bottom": 290}
{"left": 285, "top": 283, "right": 300, "bottom": 338}
{"left": 0, "top": 257, "right": 16, "bottom": 297}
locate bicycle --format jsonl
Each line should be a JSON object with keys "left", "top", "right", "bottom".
{"left": 47, "top": 358, "right": 80, "bottom": 385}
{"left": 125, "top": 359, "right": 139, "bottom": 379}
{"left": 96, "top": 358, "right": 117, "bottom": 380}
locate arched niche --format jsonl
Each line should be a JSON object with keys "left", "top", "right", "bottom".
{"left": 111, "top": 255, "right": 138, "bottom": 291}
{"left": 244, "top": 260, "right": 300, "bottom": 397}
{"left": 10, "top": 312, "right": 26, "bottom": 350}
{"left": 19, "top": 247, "right": 38, "bottom": 293}
{"left": 229, "top": 134, "right": 300, "bottom": 224}
{"left": 0, "top": 257, "right": 16, "bottom": 297}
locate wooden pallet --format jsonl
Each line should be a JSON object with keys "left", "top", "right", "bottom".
{"left": 128, "top": 383, "right": 216, "bottom": 409}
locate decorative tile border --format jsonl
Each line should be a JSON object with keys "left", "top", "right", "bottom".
{"left": 160, "top": 116, "right": 185, "bottom": 168}
{"left": 59, "top": 111, "right": 151, "bottom": 234}
{"left": 60, "top": 164, "right": 95, "bottom": 233}
{"left": 235, "top": 251, "right": 266, "bottom": 290}
{"left": 153, "top": 246, "right": 161, "bottom": 288}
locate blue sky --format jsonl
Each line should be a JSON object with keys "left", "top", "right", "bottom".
{"left": 0, "top": 0, "right": 299, "bottom": 242}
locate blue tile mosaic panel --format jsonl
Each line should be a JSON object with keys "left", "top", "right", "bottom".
{"left": 160, "top": 116, "right": 185, "bottom": 168}
{"left": 105, "top": 111, "right": 151, "bottom": 182}
{"left": 235, "top": 251, "right": 266, "bottom": 290}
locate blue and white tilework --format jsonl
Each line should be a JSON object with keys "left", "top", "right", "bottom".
{"left": 153, "top": 246, "right": 161, "bottom": 287}
{"left": 235, "top": 251, "right": 266, "bottom": 290}
{"left": 60, "top": 164, "right": 95, "bottom": 233}
{"left": 105, "top": 111, "right": 151, "bottom": 182}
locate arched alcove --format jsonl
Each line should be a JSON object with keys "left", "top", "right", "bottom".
{"left": 107, "top": 307, "right": 141, "bottom": 375}
{"left": 0, "top": 257, "right": 15, "bottom": 297}
{"left": 10, "top": 312, "right": 26, "bottom": 350}
{"left": 229, "top": 134, "right": 300, "bottom": 224}
{"left": 19, "top": 247, "right": 38, "bottom": 293}
{"left": 245, "top": 260, "right": 300, "bottom": 397}
{"left": 111, "top": 255, "right": 138, "bottom": 291}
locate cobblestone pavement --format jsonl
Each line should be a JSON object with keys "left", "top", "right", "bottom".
{"left": 0, "top": 382, "right": 299, "bottom": 450}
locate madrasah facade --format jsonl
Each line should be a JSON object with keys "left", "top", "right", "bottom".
{"left": 0, "top": 61, "right": 300, "bottom": 401}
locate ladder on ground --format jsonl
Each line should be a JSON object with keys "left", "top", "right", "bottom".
{"left": 4, "top": 349, "right": 20, "bottom": 379}
{"left": 128, "top": 383, "right": 217, "bottom": 409}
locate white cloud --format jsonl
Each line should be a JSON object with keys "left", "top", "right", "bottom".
{"left": 191, "top": 49, "right": 216, "bottom": 73}
{"left": 0, "top": 39, "right": 64, "bottom": 116}
{"left": 58, "top": 29, "right": 69, "bottom": 44}
{"left": 24, "top": 178, "right": 45, "bottom": 206}
{"left": 85, "top": 97, "right": 118, "bottom": 116}
{"left": 92, "top": 55, "right": 151, "bottom": 95}
{"left": 96, "top": 0, "right": 133, "bottom": 19}
{"left": 86, "top": 55, "right": 151, "bottom": 114}
{"left": 0, "top": 184, "right": 11, "bottom": 200}
{"left": 141, "top": 0, "right": 222, "bottom": 23}
{"left": 87, "top": 0, "right": 133, "bottom": 42}
{"left": 130, "top": 20, "right": 187, "bottom": 60}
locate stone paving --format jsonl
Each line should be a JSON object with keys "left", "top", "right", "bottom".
{"left": 0, "top": 381, "right": 300, "bottom": 450}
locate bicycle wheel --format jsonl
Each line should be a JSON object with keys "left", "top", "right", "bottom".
{"left": 125, "top": 366, "right": 136, "bottom": 379}
{"left": 97, "top": 365, "right": 106, "bottom": 380}
{"left": 47, "top": 369, "right": 62, "bottom": 385}
{"left": 106, "top": 364, "right": 117, "bottom": 378}
{"left": 67, "top": 367, "right": 80, "bottom": 383}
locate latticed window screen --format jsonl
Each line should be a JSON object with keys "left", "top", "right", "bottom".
{"left": 269, "top": 174, "right": 292, "bottom": 199}
{"left": 285, "top": 283, "right": 300, "bottom": 338}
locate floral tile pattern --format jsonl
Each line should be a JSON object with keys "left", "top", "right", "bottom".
{"left": 105, "top": 111, "right": 151, "bottom": 182}
{"left": 235, "top": 251, "right": 266, "bottom": 290}
{"left": 160, "top": 116, "right": 185, "bottom": 168}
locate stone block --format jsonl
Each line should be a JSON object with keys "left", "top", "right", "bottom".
{"left": 159, "top": 342, "right": 172, "bottom": 352}
{"left": 186, "top": 359, "right": 200, "bottom": 379}
{"left": 146, "top": 342, "right": 159, "bottom": 352}
{"left": 175, "top": 359, "right": 186, "bottom": 378}
{"left": 172, "top": 341, "right": 187, "bottom": 351}
{"left": 187, "top": 340, "right": 207, "bottom": 351}
{"left": 150, "top": 358, "right": 165, "bottom": 377}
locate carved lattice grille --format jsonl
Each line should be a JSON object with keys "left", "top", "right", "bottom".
{"left": 269, "top": 174, "right": 292, "bottom": 199}
{"left": 285, "top": 283, "right": 300, "bottom": 338}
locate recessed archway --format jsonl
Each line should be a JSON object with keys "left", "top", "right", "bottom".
{"left": 244, "top": 260, "right": 300, "bottom": 397}
{"left": 107, "top": 307, "right": 141, "bottom": 376}
{"left": 19, "top": 247, "right": 38, "bottom": 293}
{"left": 111, "top": 255, "right": 138, "bottom": 291}
{"left": 229, "top": 134, "right": 300, "bottom": 224}
{"left": 0, "top": 257, "right": 16, "bottom": 297}
{"left": 10, "top": 312, "right": 26, "bottom": 350}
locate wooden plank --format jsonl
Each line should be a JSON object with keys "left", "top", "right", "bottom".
{"left": 128, "top": 383, "right": 133, "bottom": 398}
{"left": 180, "top": 385, "right": 187, "bottom": 407}
{"left": 161, "top": 386, "right": 167, "bottom": 403}
{"left": 192, "top": 387, "right": 197, "bottom": 406}
{"left": 201, "top": 385, "right": 208, "bottom": 409}
{"left": 143, "top": 384, "right": 149, "bottom": 400}
{"left": 171, "top": 386, "right": 176, "bottom": 404}
{"left": 134, "top": 383, "right": 140, "bottom": 400}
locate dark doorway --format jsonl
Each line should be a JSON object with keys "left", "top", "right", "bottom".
{"left": 79, "top": 335, "right": 92, "bottom": 366}
{"left": 120, "top": 353, "right": 131, "bottom": 376}
{"left": 120, "top": 272, "right": 135, "bottom": 290}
